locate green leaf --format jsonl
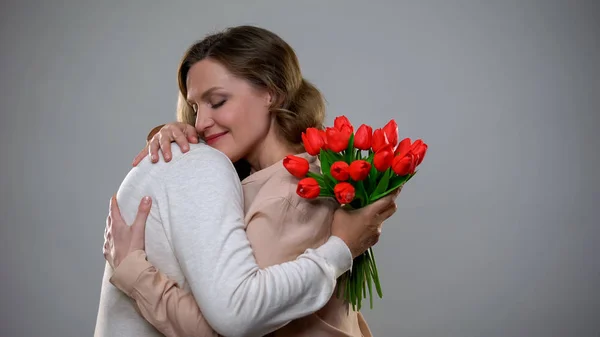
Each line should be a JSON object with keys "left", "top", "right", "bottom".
{"left": 319, "top": 149, "right": 332, "bottom": 178}
{"left": 306, "top": 171, "right": 325, "bottom": 185}
{"left": 345, "top": 133, "right": 355, "bottom": 163}
{"left": 370, "top": 169, "right": 391, "bottom": 200}
{"left": 324, "top": 174, "right": 337, "bottom": 192}
{"left": 356, "top": 257, "right": 363, "bottom": 311}
{"left": 365, "top": 152, "right": 377, "bottom": 192}
{"left": 370, "top": 171, "right": 418, "bottom": 202}
{"left": 318, "top": 191, "right": 334, "bottom": 198}
{"left": 365, "top": 253, "right": 374, "bottom": 309}
{"left": 348, "top": 268, "right": 354, "bottom": 310}
{"left": 369, "top": 248, "right": 383, "bottom": 298}
{"left": 356, "top": 180, "right": 369, "bottom": 206}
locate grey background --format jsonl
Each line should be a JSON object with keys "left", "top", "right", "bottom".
{"left": 1, "top": 0, "right": 599, "bottom": 336}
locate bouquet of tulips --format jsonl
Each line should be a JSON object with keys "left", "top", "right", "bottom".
{"left": 283, "top": 116, "right": 428, "bottom": 311}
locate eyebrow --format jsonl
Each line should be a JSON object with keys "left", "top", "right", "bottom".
{"left": 187, "top": 86, "right": 224, "bottom": 104}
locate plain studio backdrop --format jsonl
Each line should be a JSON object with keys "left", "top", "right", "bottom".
{"left": 1, "top": 1, "right": 599, "bottom": 336}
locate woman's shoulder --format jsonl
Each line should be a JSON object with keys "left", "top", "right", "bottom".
{"left": 256, "top": 158, "right": 334, "bottom": 213}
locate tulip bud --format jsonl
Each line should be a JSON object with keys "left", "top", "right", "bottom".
{"left": 383, "top": 119, "right": 398, "bottom": 148}
{"left": 334, "top": 115, "right": 354, "bottom": 134}
{"left": 330, "top": 161, "right": 350, "bottom": 181}
{"left": 301, "top": 128, "right": 325, "bottom": 156}
{"left": 296, "top": 177, "right": 320, "bottom": 199}
{"left": 326, "top": 127, "right": 351, "bottom": 153}
{"left": 373, "top": 145, "right": 394, "bottom": 172}
{"left": 354, "top": 124, "right": 373, "bottom": 150}
{"left": 334, "top": 182, "right": 355, "bottom": 204}
{"left": 348, "top": 160, "right": 371, "bottom": 181}
{"left": 371, "top": 128, "right": 389, "bottom": 153}
{"left": 395, "top": 137, "right": 412, "bottom": 157}
{"left": 283, "top": 155, "right": 310, "bottom": 178}
{"left": 392, "top": 153, "right": 415, "bottom": 176}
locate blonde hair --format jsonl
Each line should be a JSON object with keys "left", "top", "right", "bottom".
{"left": 175, "top": 25, "right": 325, "bottom": 150}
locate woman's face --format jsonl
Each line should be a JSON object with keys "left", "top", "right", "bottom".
{"left": 186, "top": 58, "right": 273, "bottom": 163}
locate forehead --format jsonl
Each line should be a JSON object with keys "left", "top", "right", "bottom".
{"left": 186, "top": 59, "right": 232, "bottom": 98}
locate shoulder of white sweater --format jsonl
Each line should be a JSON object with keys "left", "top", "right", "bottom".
{"left": 135, "top": 143, "right": 238, "bottom": 184}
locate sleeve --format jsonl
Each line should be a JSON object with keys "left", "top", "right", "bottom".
{"left": 111, "top": 148, "right": 352, "bottom": 337}
{"left": 110, "top": 251, "right": 218, "bottom": 337}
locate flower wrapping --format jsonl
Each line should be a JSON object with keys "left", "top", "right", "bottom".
{"left": 283, "top": 116, "right": 428, "bottom": 311}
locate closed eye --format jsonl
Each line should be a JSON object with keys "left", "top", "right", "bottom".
{"left": 211, "top": 100, "right": 226, "bottom": 109}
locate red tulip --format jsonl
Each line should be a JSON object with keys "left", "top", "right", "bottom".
{"left": 392, "top": 153, "right": 416, "bottom": 176}
{"left": 296, "top": 177, "right": 320, "bottom": 199}
{"left": 383, "top": 119, "right": 398, "bottom": 148}
{"left": 334, "top": 182, "right": 355, "bottom": 204}
{"left": 330, "top": 161, "right": 350, "bottom": 181}
{"left": 413, "top": 142, "right": 428, "bottom": 165}
{"left": 319, "top": 129, "right": 329, "bottom": 150}
{"left": 407, "top": 139, "right": 427, "bottom": 165}
{"left": 371, "top": 128, "right": 389, "bottom": 153}
{"left": 373, "top": 144, "right": 394, "bottom": 172}
{"left": 334, "top": 115, "right": 353, "bottom": 134}
{"left": 354, "top": 124, "right": 373, "bottom": 150}
{"left": 283, "top": 155, "right": 310, "bottom": 178}
{"left": 348, "top": 160, "right": 371, "bottom": 181}
{"left": 395, "top": 137, "right": 412, "bottom": 157}
{"left": 326, "top": 127, "right": 351, "bottom": 153}
{"left": 301, "top": 128, "right": 325, "bottom": 156}
{"left": 396, "top": 138, "right": 428, "bottom": 167}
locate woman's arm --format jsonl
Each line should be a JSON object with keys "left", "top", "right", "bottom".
{"left": 111, "top": 251, "right": 218, "bottom": 337}
{"left": 108, "top": 146, "right": 354, "bottom": 337}
{"left": 107, "top": 145, "right": 398, "bottom": 337}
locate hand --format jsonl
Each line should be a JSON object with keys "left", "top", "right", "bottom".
{"left": 132, "top": 122, "right": 199, "bottom": 166}
{"left": 103, "top": 195, "right": 152, "bottom": 269}
{"left": 331, "top": 188, "right": 401, "bottom": 258}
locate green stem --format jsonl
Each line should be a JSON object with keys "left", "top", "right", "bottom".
{"left": 365, "top": 252, "right": 374, "bottom": 309}
{"left": 369, "top": 248, "right": 383, "bottom": 297}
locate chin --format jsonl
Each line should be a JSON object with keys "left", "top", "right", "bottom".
{"left": 209, "top": 145, "right": 236, "bottom": 162}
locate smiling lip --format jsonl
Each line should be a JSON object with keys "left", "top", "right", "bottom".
{"left": 205, "top": 132, "right": 228, "bottom": 144}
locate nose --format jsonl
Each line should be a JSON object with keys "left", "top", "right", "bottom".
{"left": 194, "top": 107, "right": 215, "bottom": 136}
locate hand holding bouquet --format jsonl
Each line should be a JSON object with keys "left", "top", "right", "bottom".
{"left": 283, "top": 116, "right": 428, "bottom": 310}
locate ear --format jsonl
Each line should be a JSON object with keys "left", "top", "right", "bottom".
{"left": 264, "top": 90, "right": 275, "bottom": 107}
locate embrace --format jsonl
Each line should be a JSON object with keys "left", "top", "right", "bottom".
{"left": 94, "top": 25, "right": 401, "bottom": 337}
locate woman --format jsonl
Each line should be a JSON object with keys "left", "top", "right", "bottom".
{"left": 104, "top": 25, "right": 399, "bottom": 337}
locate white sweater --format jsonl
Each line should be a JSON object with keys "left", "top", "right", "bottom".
{"left": 94, "top": 143, "right": 352, "bottom": 337}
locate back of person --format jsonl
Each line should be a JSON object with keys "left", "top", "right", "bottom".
{"left": 95, "top": 145, "right": 207, "bottom": 336}
{"left": 241, "top": 152, "right": 367, "bottom": 337}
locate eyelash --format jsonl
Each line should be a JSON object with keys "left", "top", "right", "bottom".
{"left": 191, "top": 100, "right": 226, "bottom": 116}
{"left": 211, "top": 100, "right": 226, "bottom": 109}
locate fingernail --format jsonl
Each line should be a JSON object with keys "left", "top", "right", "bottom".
{"left": 143, "top": 196, "right": 150, "bottom": 204}
{"left": 165, "top": 154, "right": 171, "bottom": 160}
{"left": 151, "top": 154, "right": 157, "bottom": 161}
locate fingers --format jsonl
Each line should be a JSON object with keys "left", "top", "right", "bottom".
{"left": 171, "top": 127, "right": 191, "bottom": 155}
{"left": 183, "top": 126, "right": 199, "bottom": 144}
{"left": 145, "top": 123, "right": 198, "bottom": 164}
{"left": 104, "top": 216, "right": 111, "bottom": 240}
{"left": 157, "top": 130, "right": 174, "bottom": 161}
{"left": 130, "top": 196, "right": 151, "bottom": 251}
{"left": 392, "top": 187, "right": 402, "bottom": 198}
{"left": 148, "top": 137, "right": 160, "bottom": 163}
{"left": 366, "top": 195, "right": 396, "bottom": 217}
{"left": 377, "top": 201, "right": 398, "bottom": 221}
{"left": 103, "top": 239, "right": 109, "bottom": 259}
{"left": 132, "top": 144, "right": 150, "bottom": 167}
{"left": 109, "top": 194, "right": 123, "bottom": 224}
